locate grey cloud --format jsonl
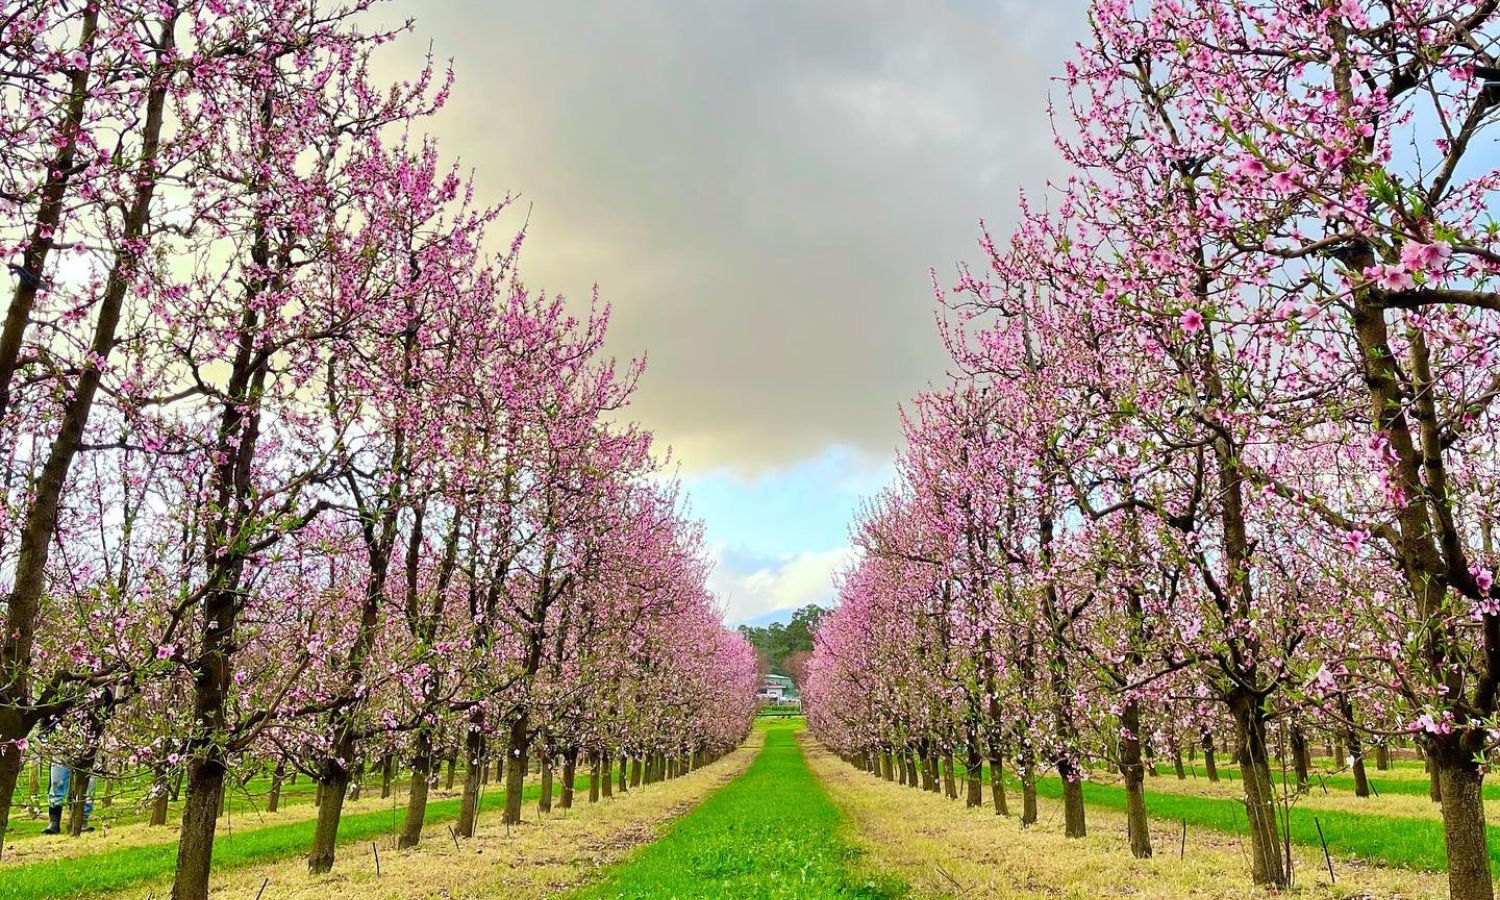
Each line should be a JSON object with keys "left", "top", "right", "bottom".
{"left": 382, "top": 0, "right": 1090, "bottom": 469}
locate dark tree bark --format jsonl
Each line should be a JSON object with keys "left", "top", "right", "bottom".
{"left": 1231, "top": 691, "right": 1286, "bottom": 889}
{"left": 502, "top": 712, "right": 530, "bottom": 826}
{"left": 266, "top": 762, "right": 285, "bottom": 813}
{"left": 987, "top": 748, "right": 1009, "bottom": 816}
{"left": 398, "top": 732, "right": 435, "bottom": 850}
{"left": 1341, "top": 694, "right": 1370, "bottom": 799}
{"left": 456, "top": 723, "right": 485, "bottom": 838}
{"left": 538, "top": 750, "right": 554, "bottom": 814}
{"left": 1290, "top": 725, "right": 1309, "bottom": 788}
{"left": 1120, "top": 701, "right": 1151, "bottom": 858}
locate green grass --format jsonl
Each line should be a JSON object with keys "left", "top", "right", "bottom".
{"left": 0, "top": 779, "right": 547, "bottom": 900}
{"left": 1176, "top": 757, "right": 1481, "bottom": 800}
{"left": 965, "top": 766, "right": 1491, "bottom": 875}
{"left": 4, "top": 771, "right": 329, "bottom": 841}
{"left": 580, "top": 720, "right": 905, "bottom": 899}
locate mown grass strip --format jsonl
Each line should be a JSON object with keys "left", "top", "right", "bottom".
{"left": 580, "top": 721, "right": 904, "bottom": 899}
{"left": 4, "top": 775, "right": 324, "bottom": 842}
{"left": 0, "top": 781, "right": 548, "bottom": 900}
{"left": 1176, "top": 759, "right": 1486, "bottom": 801}
{"left": 972, "top": 768, "right": 1498, "bottom": 874}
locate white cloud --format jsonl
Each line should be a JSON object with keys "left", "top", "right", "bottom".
{"left": 709, "top": 546, "right": 858, "bottom": 625}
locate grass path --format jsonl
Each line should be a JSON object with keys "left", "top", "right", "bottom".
{"left": 580, "top": 720, "right": 905, "bottom": 899}
{"left": 0, "top": 779, "right": 546, "bottom": 900}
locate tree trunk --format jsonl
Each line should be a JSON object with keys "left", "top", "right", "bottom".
{"left": 381, "top": 753, "right": 394, "bottom": 799}
{"left": 539, "top": 753, "right": 554, "bottom": 814}
{"left": 588, "top": 753, "right": 600, "bottom": 803}
{"left": 942, "top": 750, "right": 957, "bottom": 800}
{"left": 27, "top": 755, "right": 40, "bottom": 814}
{"left": 904, "top": 751, "right": 918, "bottom": 788}
{"left": 1428, "top": 754, "right": 1443, "bottom": 802}
{"left": 66, "top": 754, "right": 95, "bottom": 837}
{"left": 561, "top": 751, "right": 577, "bottom": 808}
{"left": 1020, "top": 762, "right": 1037, "bottom": 826}
{"left": 1058, "top": 761, "right": 1086, "bottom": 838}
{"left": 445, "top": 754, "right": 456, "bottom": 791}
{"left": 964, "top": 738, "right": 982, "bottom": 808}
{"left": 1434, "top": 738, "right": 1493, "bottom": 900}
{"left": 630, "top": 757, "right": 642, "bottom": 788}
{"left": 1201, "top": 730, "right": 1219, "bottom": 782}
{"left": 1290, "top": 725, "right": 1309, "bottom": 788}
{"left": 1120, "top": 701, "right": 1151, "bottom": 858}
{"left": 267, "top": 762, "right": 284, "bottom": 813}
{"left": 1173, "top": 745, "right": 1186, "bottom": 780}
{"left": 398, "top": 732, "right": 434, "bottom": 850}
{"left": 1231, "top": 692, "right": 1287, "bottom": 888}
{"left": 170, "top": 757, "right": 226, "bottom": 900}
{"left": 348, "top": 760, "right": 364, "bottom": 803}
{"left": 1347, "top": 727, "right": 1370, "bottom": 798}
{"left": 1375, "top": 743, "right": 1390, "bottom": 771}
{"left": 456, "top": 724, "right": 485, "bottom": 838}
{"left": 150, "top": 781, "right": 170, "bottom": 826}
{"left": 502, "top": 713, "right": 529, "bottom": 827}
{"left": 601, "top": 754, "right": 613, "bottom": 798}
{"left": 171, "top": 576, "right": 239, "bottom": 900}
{"left": 307, "top": 765, "right": 350, "bottom": 874}
{"left": 988, "top": 749, "right": 1009, "bottom": 816}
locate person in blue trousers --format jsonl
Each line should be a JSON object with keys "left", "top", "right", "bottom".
{"left": 41, "top": 764, "right": 96, "bottom": 834}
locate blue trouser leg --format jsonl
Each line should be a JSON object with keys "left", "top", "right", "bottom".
{"left": 47, "top": 764, "right": 69, "bottom": 808}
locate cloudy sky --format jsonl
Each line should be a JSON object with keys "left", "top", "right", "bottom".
{"left": 383, "top": 1, "right": 1090, "bottom": 624}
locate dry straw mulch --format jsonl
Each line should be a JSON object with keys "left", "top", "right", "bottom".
{"left": 802, "top": 736, "right": 1449, "bottom": 900}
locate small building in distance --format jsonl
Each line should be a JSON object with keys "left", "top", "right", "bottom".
{"left": 756, "top": 673, "right": 799, "bottom": 706}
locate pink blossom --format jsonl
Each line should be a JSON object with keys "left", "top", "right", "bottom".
{"left": 1268, "top": 168, "right": 1298, "bottom": 194}
{"left": 1364, "top": 264, "right": 1414, "bottom": 291}
{"left": 1179, "top": 309, "right": 1205, "bottom": 333}
{"left": 1235, "top": 157, "right": 1267, "bottom": 178}
{"left": 1398, "top": 241, "right": 1452, "bottom": 277}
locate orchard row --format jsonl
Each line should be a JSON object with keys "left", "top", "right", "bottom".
{"left": 0, "top": 3, "right": 757, "bottom": 899}
{"left": 805, "top": 3, "right": 1500, "bottom": 899}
